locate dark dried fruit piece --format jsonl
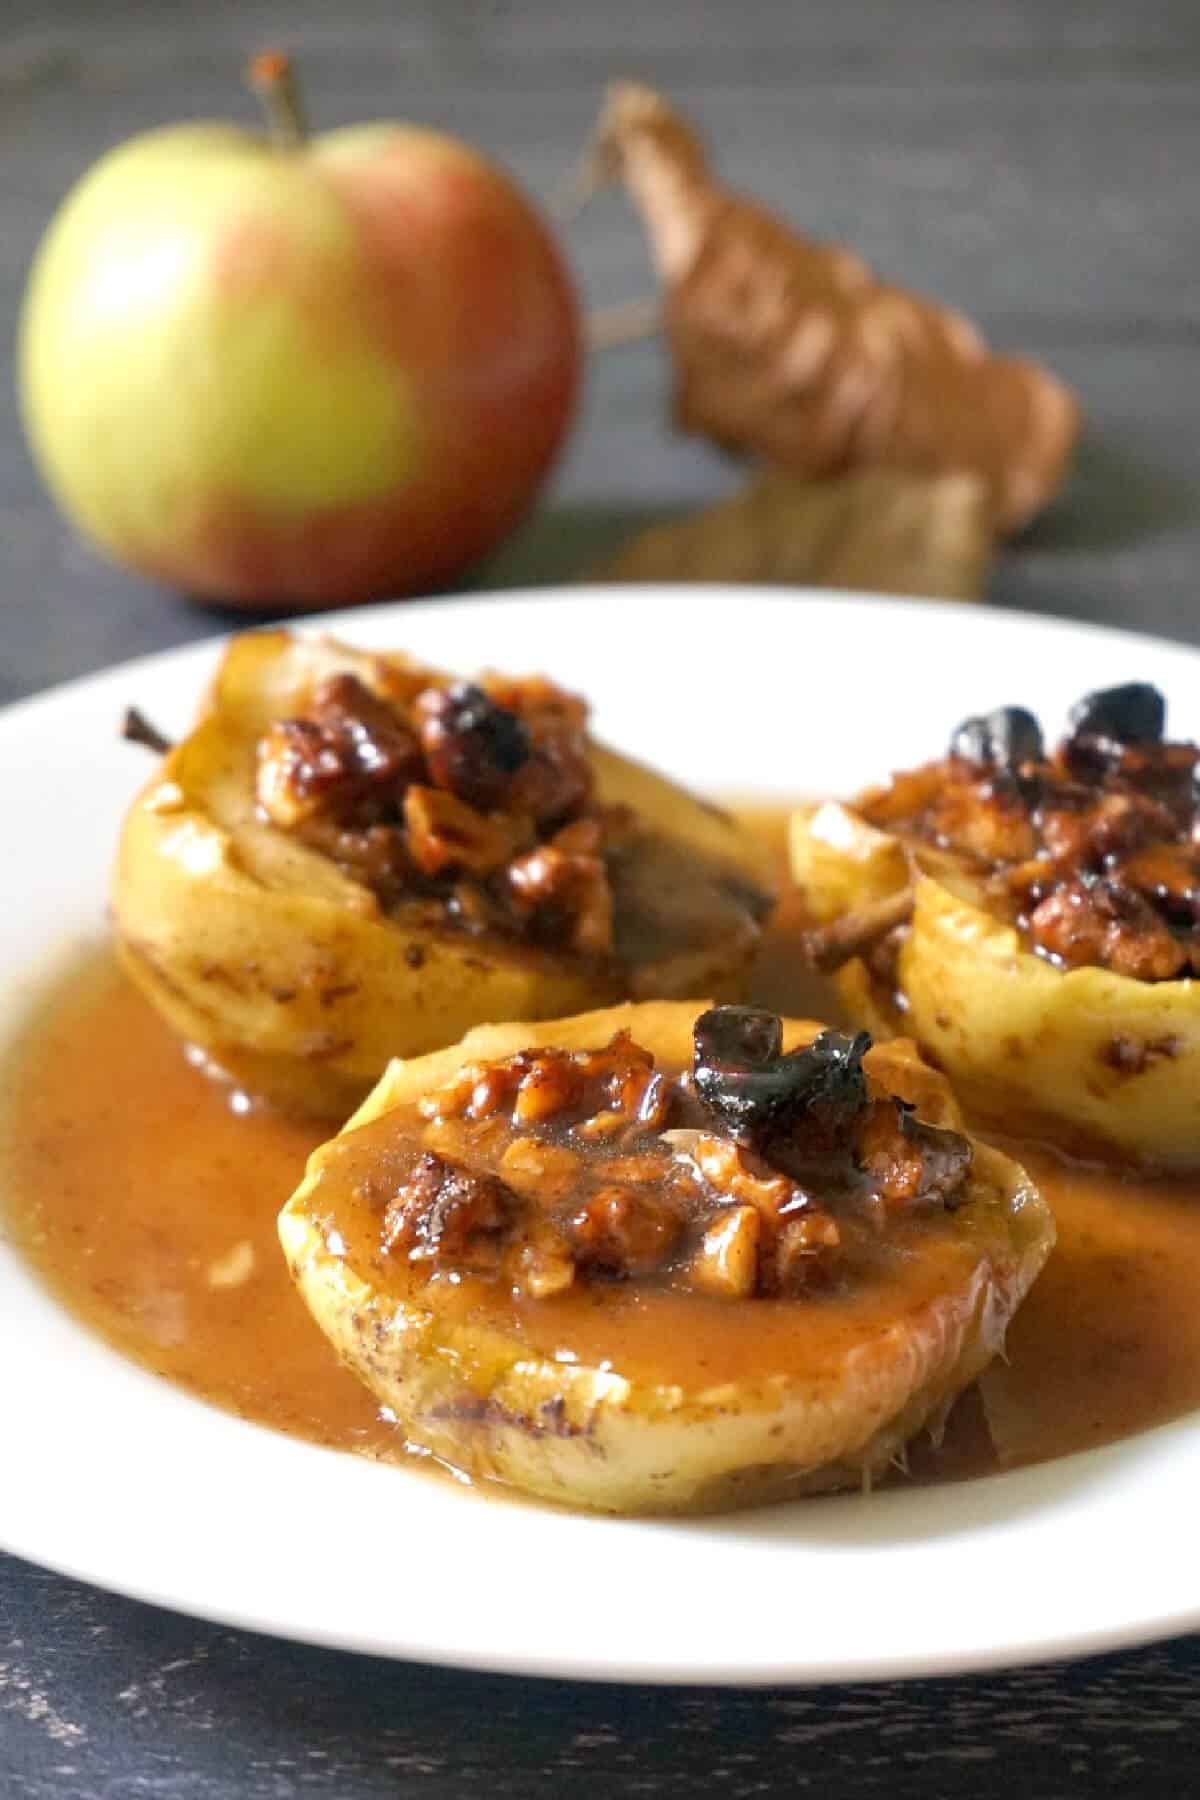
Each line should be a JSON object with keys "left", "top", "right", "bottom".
{"left": 693, "top": 1004, "right": 783, "bottom": 1070}
{"left": 416, "top": 682, "right": 532, "bottom": 811}
{"left": 692, "top": 1007, "right": 870, "bottom": 1151}
{"left": 950, "top": 705, "right": 1044, "bottom": 770}
{"left": 1068, "top": 683, "right": 1165, "bottom": 746}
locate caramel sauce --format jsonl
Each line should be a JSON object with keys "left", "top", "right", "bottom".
{"left": 1, "top": 954, "right": 392, "bottom": 1460}
{"left": 4, "top": 806, "right": 1200, "bottom": 1489}
{"left": 312, "top": 1090, "right": 1010, "bottom": 1392}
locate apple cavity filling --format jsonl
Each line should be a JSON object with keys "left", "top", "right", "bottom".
{"left": 340, "top": 1006, "right": 975, "bottom": 1303}
{"left": 846, "top": 682, "right": 1200, "bottom": 985}
{"left": 254, "top": 668, "right": 768, "bottom": 980}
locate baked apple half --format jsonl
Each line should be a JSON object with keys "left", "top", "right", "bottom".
{"left": 791, "top": 683, "right": 1200, "bottom": 1164}
{"left": 278, "top": 1001, "right": 1052, "bottom": 1513}
{"left": 113, "top": 632, "right": 773, "bottom": 1115}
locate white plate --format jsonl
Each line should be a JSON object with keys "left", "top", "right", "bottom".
{"left": 4, "top": 586, "right": 1200, "bottom": 1687}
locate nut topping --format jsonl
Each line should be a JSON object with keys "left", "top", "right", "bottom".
{"left": 853, "top": 682, "right": 1200, "bottom": 981}
{"left": 257, "top": 673, "right": 422, "bottom": 830}
{"left": 254, "top": 662, "right": 616, "bottom": 957}
{"left": 381, "top": 1010, "right": 973, "bottom": 1302}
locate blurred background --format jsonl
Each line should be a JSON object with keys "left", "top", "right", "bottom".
{"left": 4, "top": 0, "right": 1198, "bottom": 704}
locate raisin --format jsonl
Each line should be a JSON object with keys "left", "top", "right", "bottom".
{"left": 417, "top": 682, "right": 531, "bottom": 811}
{"left": 692, "top": 1007, "right": 870, "bottom": 1153}
{"left": 1068, "top": 683, "right": 1165, "bottom": 746}
{"left": 949, "top": 705, "right": 1044, "bottom": 770}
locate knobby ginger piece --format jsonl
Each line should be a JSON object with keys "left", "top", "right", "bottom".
{"left": 585, "top": 82, "right": 1080, "bottom": 533}
{"left": 594, "top": 466, "right": 992, "bottom": 600}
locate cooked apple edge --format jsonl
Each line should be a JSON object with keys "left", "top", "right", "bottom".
{"left": 790, "top": 799, "right": 1200, "bottom": 1166}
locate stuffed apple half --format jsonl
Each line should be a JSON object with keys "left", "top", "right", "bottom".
{"left": 279, "top": 1001, "right": 1052, "bottom": 1513}
{"left": 791, "top": 684, "right": 1200, "bottom": 1164}
{"left": 114, "top": 632, "right": 773, "bottom": 1115}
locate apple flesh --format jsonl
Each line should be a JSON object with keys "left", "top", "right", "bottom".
{"left": 19, "top": 85, "right": 580, "bottom": 608}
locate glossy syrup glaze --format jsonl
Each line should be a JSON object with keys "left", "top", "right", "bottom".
{"left": 5, "top": 811, "right": 1200, "bottom": 1489}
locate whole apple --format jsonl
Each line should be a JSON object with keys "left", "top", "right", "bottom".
{"left": 19, "top": 54, "right": 581, "bottom": 608}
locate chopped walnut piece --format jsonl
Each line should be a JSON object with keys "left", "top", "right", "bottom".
{"left": 403, "top": 785, "right": 526, "bottom": 877}
{"left": 1026, "top": 878, "right": 1188, "bottom": 980}
{"left": 664, "top": 1129, "right": 800, "bottom": 1220}
{"left": 466, "top": 1065, "right": 523, "bottom": 1122}
{"left": 575, "top": 1108, "right": 633, "bottom": 1141}
{"left": 588, "top": 1032, "right": 660, "bottom": 1109}
{"left": 577, "top": 1035, "right": 668, "bottom": 1136}
{"left": 570, "top": 1185, "right": 682, "bottom": 1276}
{"left": 415, "top": 1117, "right": 466, "bottom": 1160}
{"left": 691, "top": 1204, "right": 760, "bottom": 1299}
{"left": 1037, "top": 790, "right": 1165, "bottom": 869}
{"left": 256, "top": 673, "right": 420, "bottom": 829}
{"left": 1116, "top": 843, "right": 1200, "bottom": 918}
{"left": 418, "top": 1065, "right": 479, "bottom": 1122}
{"left": 511, "top": 1223, "right": 577, "bottom": 1298}
{"left": 419, "top": 1033, "right": 666, "bottom": 1139}
{"left": 507, "top": 842, "right": 615, "bottom": 957}
{"left": 381, "top": 1151, "right": 513, "bottom": 1272}
{"left": 441, "top": 880, "right": 502, "bottom": 934}
{"left": 770, "top": 1212, "right": 842, "bottom": 1296}
{"left": 597, "top": 1152, "right": 673, "bottom": 1185}
{"left": 926, "top": 777, "right": 1038, "bottom": 865}
{"left": 418, "top": 1060, "right": 520, "bottom": 1125}
{"left": 499, "top": 1137, "right": 582, "bottom": 1204}
{"left": 513, "top": 1055, "right": 585, "bottom": 1125}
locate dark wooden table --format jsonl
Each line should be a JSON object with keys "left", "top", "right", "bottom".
{"left": 4, "top": 3, "right": 1200, "bottom": 1793}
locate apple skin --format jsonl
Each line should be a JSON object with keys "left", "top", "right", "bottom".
{"left": 19, "top": 121, "right": 580, "bottom": 608}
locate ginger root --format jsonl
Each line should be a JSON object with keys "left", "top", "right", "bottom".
{"left": 583, "top": 82, "right": 1080, "bottom": 534}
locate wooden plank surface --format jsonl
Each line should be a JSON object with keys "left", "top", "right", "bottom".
{"left": 4, "top": 1560, "right": 1200, "bottom": 1799}
{"left": 3, "top": 2, "right": 1200, "bottom": 1794}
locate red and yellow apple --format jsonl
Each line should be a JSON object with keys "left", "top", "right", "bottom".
{"left": 18, "top": 55, "right": 580, "bottom": 609}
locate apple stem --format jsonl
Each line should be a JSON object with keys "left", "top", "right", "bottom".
{"left": 248, "top": 50, "right": 309, "bottom": 150}
{"left": 121, "top": 707, "right": 174, "bottom": 756}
